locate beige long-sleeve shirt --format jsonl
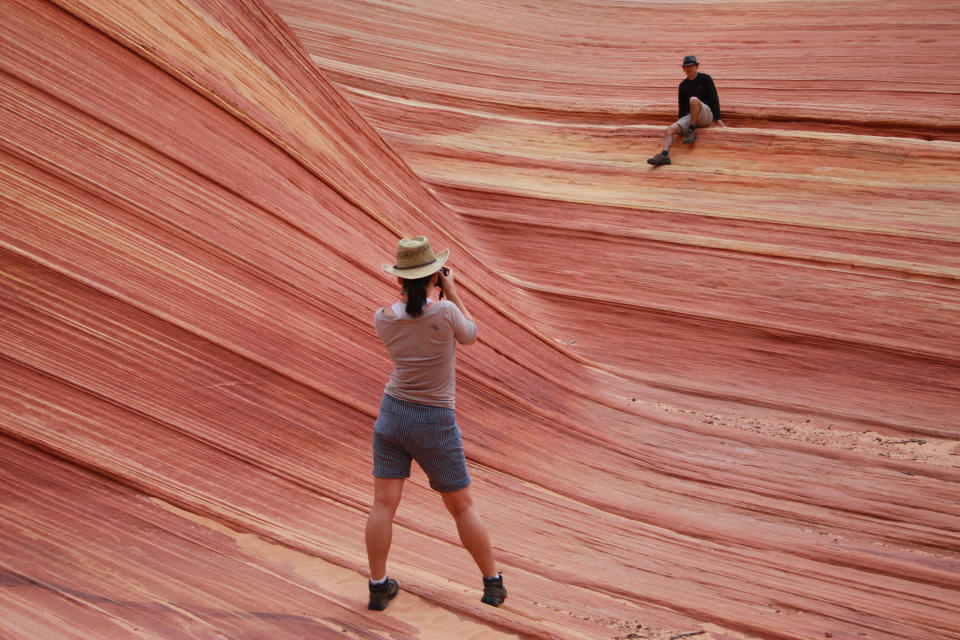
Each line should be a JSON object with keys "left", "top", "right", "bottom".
{"left": 374, "top": 299, "right": 477, "bottom": 409}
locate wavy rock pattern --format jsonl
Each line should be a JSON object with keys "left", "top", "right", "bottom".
{"left": 2, "top": 1, "right": 958, "bottom": 639}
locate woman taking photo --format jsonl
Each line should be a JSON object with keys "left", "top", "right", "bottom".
{"left": 365, "top": 235, "right": 506, "bottom": 611}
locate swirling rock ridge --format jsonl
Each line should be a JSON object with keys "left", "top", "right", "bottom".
{"left": 1, "top": 1, "right": 958, "bottom": 639}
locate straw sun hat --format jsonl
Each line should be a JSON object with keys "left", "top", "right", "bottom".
{"left": 381, "top": 236, "right": 450, "bottom": 280}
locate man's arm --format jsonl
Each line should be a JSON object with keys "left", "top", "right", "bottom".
{"left": 706, "top": 75, "right": 722, "bottom": 122}
{"left": 678, "top": 81, "right": 690, "bottom": 118}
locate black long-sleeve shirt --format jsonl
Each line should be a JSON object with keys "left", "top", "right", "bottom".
{"left": 678, "top": 72, "right": 721, "bottom": 121}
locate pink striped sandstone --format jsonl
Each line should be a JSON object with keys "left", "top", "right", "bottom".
{"left": 1, "top": 1, "right": 957, "bottom": 638}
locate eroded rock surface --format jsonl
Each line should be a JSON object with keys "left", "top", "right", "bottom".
{"left": 2, "top": 1, "right": 958, "bottom": 638}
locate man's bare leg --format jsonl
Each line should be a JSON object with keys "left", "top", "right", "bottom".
{"left": 662, "top": 123, "right": 682, "bottom": 153}
{"left": 689, "top": 97, "right": 703, "bottom": 126}
{"left": 684, "top": 97, "right": 706, "bottom": 143}
{"left": 649, "top": 123, "right": 680, "bottom": 165}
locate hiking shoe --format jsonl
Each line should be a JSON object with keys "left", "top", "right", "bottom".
{"left": 682, "top": 127, "right": 697, "bottom": 144}
{"left": 647, "top": 151, "right": 671, "bottom": 166}
{"left": 368, "top": 578, "right": 398, "bottom": 611}
{"left": 481, "top": 573, "right": 507, "bottom": 607}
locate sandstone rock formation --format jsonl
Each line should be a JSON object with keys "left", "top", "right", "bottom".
{"left": 2, "top": 1, "right": 958, "bottom": 639}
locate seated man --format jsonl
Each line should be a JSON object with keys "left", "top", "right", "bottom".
{"left": 648, "top": 55, "right": 725, "bottom": 166}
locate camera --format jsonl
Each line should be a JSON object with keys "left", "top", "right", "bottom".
{"left": 437, "top": 267, "right": 449, "bottom": 298}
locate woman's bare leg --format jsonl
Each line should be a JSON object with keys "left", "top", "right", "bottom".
{"left": 442, "top": 485, "right": 497, "bottom": 576}
{"left": 365, "top": 477, "right": 405, "bottom": 580}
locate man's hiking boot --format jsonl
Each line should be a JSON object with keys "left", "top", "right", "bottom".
{"left": 682, "top": 127, "right": 697, "bottom": 144}
{"left": 481, "top": 573, "right": 507, "bottom": 607}
{"left": 368, "top": 578, "right": 398, "bottom": 611}
{"left": 647, "top": 151, "right": 671, "bottom": 166}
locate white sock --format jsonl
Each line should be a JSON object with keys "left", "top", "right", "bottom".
{"left": 370, "top": 575, "right": 387, "bottom": 585}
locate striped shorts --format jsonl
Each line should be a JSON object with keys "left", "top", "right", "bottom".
{"left": 372, "top": 394, "right": 471, "bottom": 493}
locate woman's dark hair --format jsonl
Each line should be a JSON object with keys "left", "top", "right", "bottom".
{"left": 403, "top": 273, "right": 435, "bottom": 317}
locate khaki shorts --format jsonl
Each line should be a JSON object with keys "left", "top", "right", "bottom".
{"left": 674, "top": 102, "right": 713, "bottom": 133}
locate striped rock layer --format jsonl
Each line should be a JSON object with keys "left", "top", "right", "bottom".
{"left": 2, "top": 1, "right": 958, "bottom": 639}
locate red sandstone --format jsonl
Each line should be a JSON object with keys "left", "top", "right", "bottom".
{"left": 1, "top": 1, "right": 958, "bottom": 639}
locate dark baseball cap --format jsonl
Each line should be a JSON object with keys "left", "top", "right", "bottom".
{"left": 682, "top": 55, "right": 699, "bottom": 67}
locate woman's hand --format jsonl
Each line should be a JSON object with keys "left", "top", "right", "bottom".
{"left": 438, "top": 267, "right": 457, "bottom": 299}
{"left": 438, "top": 267, "right": 474, "bottom": 324}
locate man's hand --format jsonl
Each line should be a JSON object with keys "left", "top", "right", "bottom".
{"left": 714, "top": 119, "right": 726, "bottom": 127}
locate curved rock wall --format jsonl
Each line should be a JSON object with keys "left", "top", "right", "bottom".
{"left": 2, "top": 1, "right": 958, "bottom": 639}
